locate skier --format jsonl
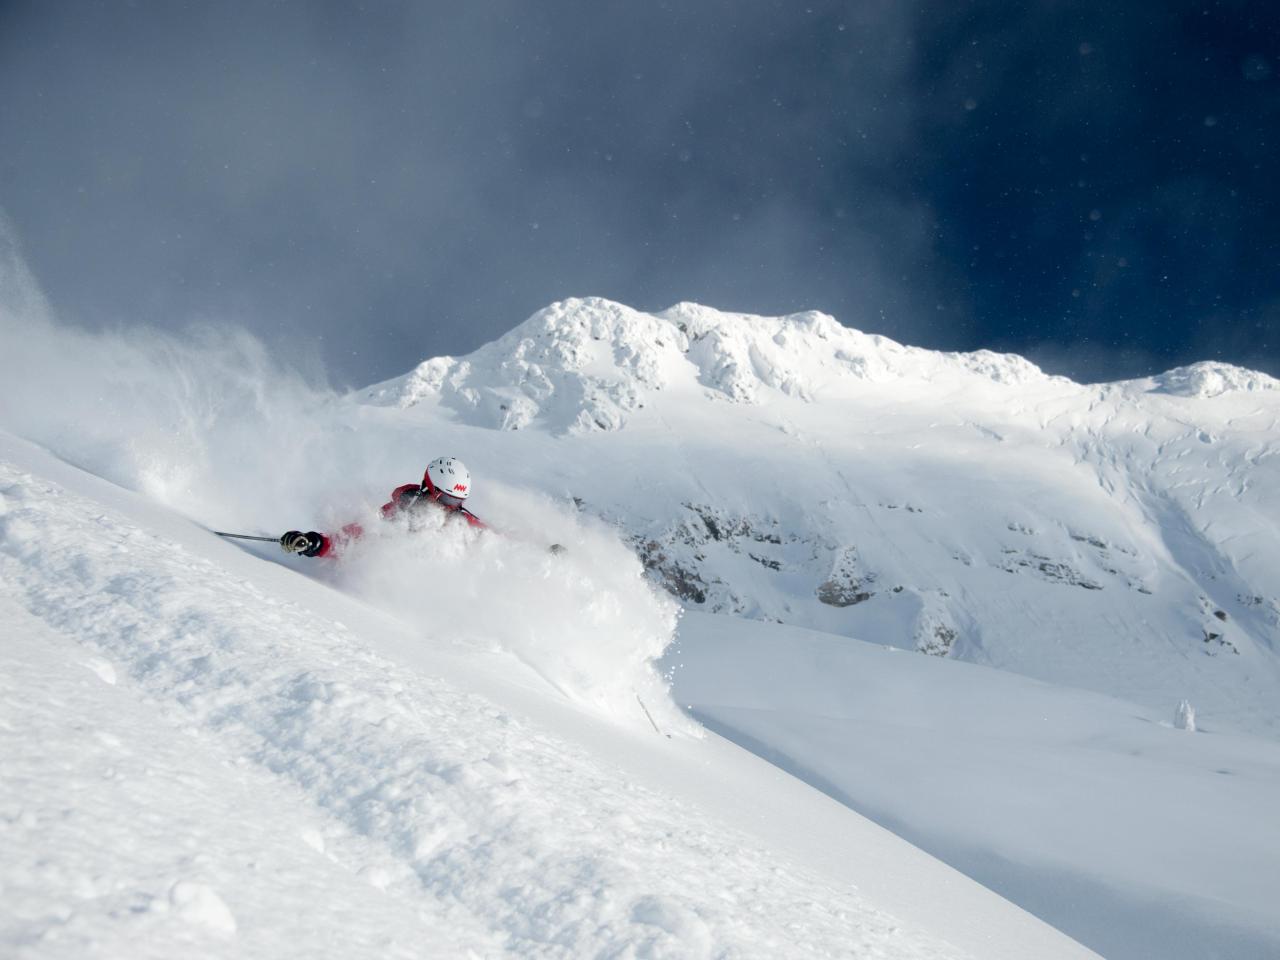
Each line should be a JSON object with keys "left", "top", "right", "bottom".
{"left": 280, "top": 456, "right": 485, "bottom": 558}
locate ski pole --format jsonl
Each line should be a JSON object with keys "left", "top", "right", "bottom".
{"left": 214, "top": 531, "right": 280, "bottom": 543}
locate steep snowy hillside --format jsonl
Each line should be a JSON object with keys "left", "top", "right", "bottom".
{"left": 3, "top": 281, "right": 1276, "bottom": 959}
{"left": 0, "top": 433, "right": 1094, "bottom": 960}
{"left": 363, "top": 297, "right": 1280, "bottom": 740}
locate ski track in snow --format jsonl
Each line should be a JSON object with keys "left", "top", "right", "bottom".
{"left": 0, "top": 456, "right": 978, "bottom": 959}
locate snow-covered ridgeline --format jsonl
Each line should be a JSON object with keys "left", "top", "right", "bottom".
{"left": 360, "top": 297, "right": 1062, "bottom": 432}
{"left": 363, "top": 296, "right": 1276, "bottom": 433}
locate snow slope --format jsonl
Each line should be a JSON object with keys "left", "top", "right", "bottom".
{"left": 0, "top": 433, "right": 1093, "bottom": 959}
{"left": 669, "top": 612, "right": 1280, "bottom": 960}
{"left": 354, "top": 297, "right": 1280, "bottom": 958}
{"left": 3, "top": 282, "right": 1277, "bottom": 958}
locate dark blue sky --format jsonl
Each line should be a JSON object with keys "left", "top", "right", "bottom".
{"left": 1, "top": 1, "right": 1276, "bottom": 385}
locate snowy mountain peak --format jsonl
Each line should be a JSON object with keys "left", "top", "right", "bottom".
{"left": 361, "top": 297, "right": 1058, "bottom": 434}
{"left": 1149, "top": 361, "right": 1279, "bottom": 399}
{"left": 362, "top": 298, "right": 685, "bottom": 433}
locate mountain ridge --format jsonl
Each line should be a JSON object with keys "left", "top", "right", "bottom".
{"left": 361, "top": 297, "right": 1276, "bottom": 435}
{"left": 355, "top": 298, "right": 1280, "bottom": 740}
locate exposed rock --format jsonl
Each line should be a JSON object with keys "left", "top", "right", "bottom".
{"left": 1201, "top": 629, "right": 1240, "bottom": 656}
{"left": 817, "top": 547, "right": 876, "bottom": 607}
{"left": 817, "top": 580, "right": 873, "bottom": 607}
{"left": 998, "top": 550, "right": 1103, "bottom": 590}
{"left": 918, "top": 624, "right": 957, "bottom": 657}
{"left": 634, "top": 539, "right": 709, "bottom": 605}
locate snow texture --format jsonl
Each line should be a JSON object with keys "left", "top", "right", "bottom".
{"left": 669, "top": 612, "right": 1280, "bottom": 960}
{"left": 0, "top": 436, "right": 1088, "bottom": 960}
{"left": 4, "top": 281, "right": 1276, "bottom": 958}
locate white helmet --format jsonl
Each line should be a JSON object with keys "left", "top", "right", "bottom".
{"left": 424, "top": 456, "right": 472, "bottom": 500}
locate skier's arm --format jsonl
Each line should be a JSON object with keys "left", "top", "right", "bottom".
{"left": 286, "top": 484, "right": 489, "bottom": 560}
{"left": 279, "top": 522, "right": 365, "bottom": 559}
{"left": 280, "top": 485, "right": 421, "bottom": 560}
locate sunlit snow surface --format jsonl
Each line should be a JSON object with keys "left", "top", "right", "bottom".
{"left": 2, "top": 284, "right": 1278, "bottom": 958}
{"left": 0, "top": 437, "right": 1082, "bottom": 960}
{"left": 669, "top": 612, "right": 1280, "bottom": 960}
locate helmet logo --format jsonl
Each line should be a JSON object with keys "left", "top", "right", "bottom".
{"left": 453, "top": 483, "right": 468, "bottom": 492}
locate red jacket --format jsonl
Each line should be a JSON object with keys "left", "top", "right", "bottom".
{"left": 313, "top": 482, "right": 485, "bottom": 558}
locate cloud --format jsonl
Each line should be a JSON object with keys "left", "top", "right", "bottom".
{"left": 5, "top": 1, "right": 1271, "bottom": 386}
{"left": 0, "top": 2, "right": 950, "bottom": 386}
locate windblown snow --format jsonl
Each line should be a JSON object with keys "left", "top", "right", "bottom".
{"left": 3, "top": 279, "right": 1278, "bottom": 959}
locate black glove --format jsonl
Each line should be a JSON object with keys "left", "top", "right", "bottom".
{"left": 280, "top": 530, "right": 326, "bottom": 557}
{"left": 548, "top": 543, "right": 568, "bottom": 556}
